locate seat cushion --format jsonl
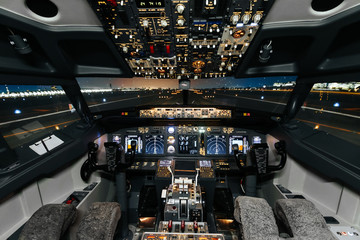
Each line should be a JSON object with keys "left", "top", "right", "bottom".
{"left": 234, "top": 196, "right": 283, "bottom": 240}
{"left": 19, "top": 204, "right": 77, "bottom": 240}
{"left": 77, "top": 202, "right": 121, "bottom": 240}
{"left": 275, "top": 199, "right": 337, "bottom": 240}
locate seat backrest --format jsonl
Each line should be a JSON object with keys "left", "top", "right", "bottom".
{"left": 234, "top": 196, "right": 283, "bottom": 240}
{"left": 77, "top": 202, "right": 121, "bottom": 240}
{"left": 275, "top": 199, "right": 337, "bottom": 240}
{"left": 19, "top": 204, "right": 77, "bottom": 240}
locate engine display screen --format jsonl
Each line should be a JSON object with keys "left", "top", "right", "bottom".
{"left": 136, "top": 0, "right": 165, "bottom": 8}
{"left": 229, "top": 136, "right": 248, "bottom": 154}
{"left": 145, "top": 135, "right": 164, "bottom": 154}
{"left": 125, "top": 135, "right": 142, "bottom": 153}
{"left": 206, "top": 135, "right": 227, "bottom": 155}
{"left": 178, "top": 135, "right": 198, "bottom": 154}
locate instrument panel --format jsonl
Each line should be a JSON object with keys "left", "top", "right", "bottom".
{"left": 110, "top": 126, "right": 264, "bottom": 156}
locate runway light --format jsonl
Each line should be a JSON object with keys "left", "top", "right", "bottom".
{"left": 55, "top": 126, "right": 60, "bottom": 130}
{"left": 103, "top": 98, "right": 107, "bottom": 102}
{"left": 14, "top": 109, "right": 21, "bottom": 114}
{"left": 261, "top": 96, "right": 264, "bottom": 99}
{"left": 314, "top": 125, "right": 319, "bottom": 130}
{"left": 333, "top": 102, "right": 340, "bottom": 107}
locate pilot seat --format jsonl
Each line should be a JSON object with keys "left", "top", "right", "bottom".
{"left": 234, "top": 196, "right": 337, "bottom": 240}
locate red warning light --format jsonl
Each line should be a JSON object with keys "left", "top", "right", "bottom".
{"left": 166, "top": 44, "right": 170, "bottom": 54}
{"left": 106, "top": 0, "right": 117, "bottom": 7}
{"left": 150, "top": 44, "right": 155, "bottom": 54}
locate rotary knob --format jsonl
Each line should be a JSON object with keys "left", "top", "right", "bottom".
{"left": 231, "top": 15, "right": 240, "bottom": 25}
{"left": 161, "top": 19, "right": 168, "bottom": 28}
{"left": 143, "top": 19, "right": 149, "bottom": 28}
{"left": 176, "top": 4, "right": 185, "bottom": 14}
{"left": 177, "top": 18, "right": 185, "bottom": 27}
{"left": 242, "top": 14, "right": 251, "bottom": 24}
{"left": 254, "top": 13, "right": 262, "bottom": 24}
{"left": 167, "top": 145, "right": 175, "bottom": 154}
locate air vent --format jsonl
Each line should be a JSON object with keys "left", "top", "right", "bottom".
{"left": 311, "top": 0, "right": 343, "bottom": 12}
{"left": 25, "top": 0, "right": 58, "bottom": 18}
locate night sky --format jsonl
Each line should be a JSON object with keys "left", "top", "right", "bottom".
{"left": 1, "top": 76, "right": 297, "bottom": 92}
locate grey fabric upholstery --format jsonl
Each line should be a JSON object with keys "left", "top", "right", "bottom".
{"left": 234, "top": 196, "right": 284, "bottom": 240}
{"left": 19, "top": 204, "right": 77, "bottom": 240}
{"left": 77, "top": 202, "right": 121, "bottom": 240}
{"left": 275, "top": 199, "right": 337, "bottom": 240}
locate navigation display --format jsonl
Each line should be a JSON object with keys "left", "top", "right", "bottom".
{"left": 125, "top": 135, "right": 142, "bottom": 153}
{"left": 178, "top": 135, "right": 198, "bottom": 154}
{"left": 206, "top": 135, "right": 227, "bottom": 155}
{"left": 145, "top": 135, "right": 164, "bottom": 154}
{"left": 229, "top": 136, "right": 248, "bottom": 154}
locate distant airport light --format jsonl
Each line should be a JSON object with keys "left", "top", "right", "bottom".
{"left": 55, "top": 126, "right": 60, "bottom": 130}
{"left": 314, "top": 125, "right": 320, "bottom": 130}
{"left": 103, "top": 98, "right": 107, "bottom": 102}
{"left": 333, "top": 102, "right": 340, "bottom": 107}
{"left": 14, "top": 109, "right": 21, "bottom": 114}
{"left": 261, "top": 96, "right": 264, "bottom": 99}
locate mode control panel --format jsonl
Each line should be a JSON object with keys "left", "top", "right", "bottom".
{"left": 139, "top": 107, "right": 232, "bottom": 119}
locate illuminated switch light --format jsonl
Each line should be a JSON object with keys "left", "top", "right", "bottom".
{"left": 150, "top": 45, "right": 154, "bottom": 54}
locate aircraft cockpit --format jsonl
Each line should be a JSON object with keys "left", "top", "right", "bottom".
{"left": 0, "top": 0, "right": 359, "bottom": 239}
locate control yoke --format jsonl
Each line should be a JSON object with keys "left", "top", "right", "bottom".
{"left": 232, "top": 140, "right": 287, "bottom": 174}
{"left": 80, "top": 141, "right": 136, "bottom": 182}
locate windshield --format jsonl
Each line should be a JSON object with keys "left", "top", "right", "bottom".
{"left": 76, "top": 76, "right": 297, "bottom": 114}
{"left": 0, "top": 85, "right": 80, "bottom": 153}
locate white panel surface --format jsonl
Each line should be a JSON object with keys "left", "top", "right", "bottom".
{"left": 337, "top": 188, "right": 360, "bottom": 224}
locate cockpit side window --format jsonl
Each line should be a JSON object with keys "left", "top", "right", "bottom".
{"left": 295, "top": 82, "right": 360, "bottom": 146}
{"left": 0, "top": 85, "right": 80, "bottom": 152}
